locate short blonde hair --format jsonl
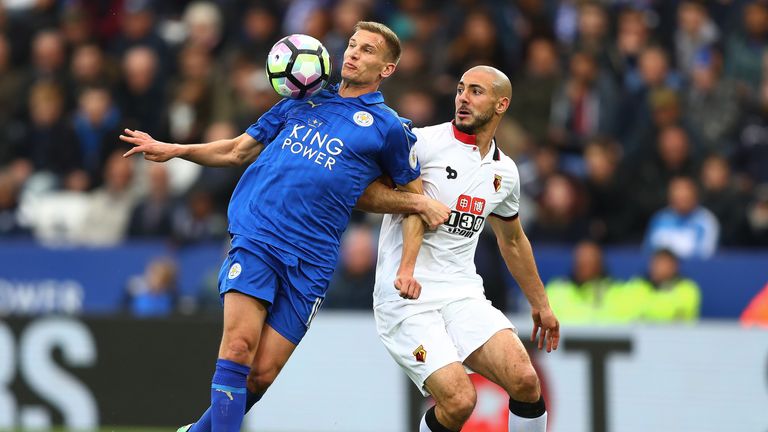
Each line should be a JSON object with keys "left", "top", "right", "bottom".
{"left": 353, "top": 21, "right": 401, "bottom": 64}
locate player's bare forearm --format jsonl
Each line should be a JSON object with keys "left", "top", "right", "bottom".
{"left": 393, "top": 178, "right": 427, "bottom": 299}
{"left": 179, "top": 133, "right": 263, "bottom": 167}
{"left": 121, "top": 130, "right": 263, "bottom": 167}
{"left": 489, "top": 216, "right": 549, "bottom": 310}
{"left": 398, "top": 213, "right": 424, "bottom": 277}
{"left": 356, "top": 178, "right": 450, "bottom": 230}
{"left": 356, "top": 177, "right": 425, "bottom": 214}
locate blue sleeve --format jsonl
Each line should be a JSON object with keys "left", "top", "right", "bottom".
{"left": 380, "top": 117, "right": 420, "bottom": 186}
{"left": 245, "top": 98, "right": 294, "bottom": 145}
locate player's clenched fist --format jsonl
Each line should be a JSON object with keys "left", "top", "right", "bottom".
{"left": 394, "top": 274, "right": 421, "bottom": 299}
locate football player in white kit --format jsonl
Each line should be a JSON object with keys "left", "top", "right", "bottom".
{"left": 361, "top": 66, "right": 560, "bottom": 432}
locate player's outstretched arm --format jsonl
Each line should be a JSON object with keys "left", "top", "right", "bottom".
{"left": 356, "top": 177, "right": 450, "bottom": 230}
{"left": 121, "top": 129, "right": 264, "bottom": 167}
{"left": 488, "top": 215, "right": 560, "bottom": 353}
{"left": 392, "top": 178, "right": 427, "bottom": 300}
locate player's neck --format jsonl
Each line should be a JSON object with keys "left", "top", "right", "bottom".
{"left": 338, "top": 80, "right": 380, "bottom": 98}
{"left": 475, "top": 129, "right": 495, "bottom": 159}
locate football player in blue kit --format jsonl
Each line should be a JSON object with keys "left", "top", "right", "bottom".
{"left": 121, "top": 21, "right": 450, "bottom": 432}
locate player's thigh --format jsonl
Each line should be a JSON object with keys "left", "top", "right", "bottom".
{"left": 266, "top": 258, "right": 334, "bottom": 345}
{"left": 248, "top": 323, "right": 298, "bottom": 391}
{"left": 220, "top": 292, "right": 269, "bottom": 353}
{"left": 463, "top": 328, "right": 535, "bottom": 393}
{"left": 423, "top": 362, "right": 475, "bottom": 407}
{"left": 442, "top": 297, "right": 516, "bottom": 364}
{"left": 375, "top": 307, "right": 461, "bottom": 397}
{"left": 219, "top": 238, "right": 282, "bottom": 305}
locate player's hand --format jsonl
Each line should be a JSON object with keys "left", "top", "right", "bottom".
{"left": 394, "top": 274, "right": 421, "bottom": 299}
{"left": 531, "top": 306, "right": 559, "bottom": 353}
{"left": 418, "top": 196, "right": 450, "bottom": 230}
{"left": 120, "top": 129, "right": 179, "bottom": 162}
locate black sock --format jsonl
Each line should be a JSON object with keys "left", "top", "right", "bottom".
{"left": 425, "top": 405, "right": 459, "bottom": 432}
{"left": 509, "top": 396, "right": 546, "bottom": 418}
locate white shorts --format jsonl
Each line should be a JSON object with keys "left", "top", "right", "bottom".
{"left": 374, "top": 296, "right": 515, "bottom": 396}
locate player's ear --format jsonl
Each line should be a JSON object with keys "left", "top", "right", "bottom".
{"left": 381, "top": 62, "right": 396, "bottom": 79}
{"left": 496, "top": 96, "right": 510, "bottom": 114}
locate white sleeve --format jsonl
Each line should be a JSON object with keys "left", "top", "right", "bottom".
{"left": 491, "top": 161, "right": 520, "bottom": 218}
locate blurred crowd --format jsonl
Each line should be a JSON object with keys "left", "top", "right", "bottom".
{"left": 1, "top": 0, "right": 767, "bottom": 316}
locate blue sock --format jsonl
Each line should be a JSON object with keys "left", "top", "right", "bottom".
{"left": 209, "top": 359, "right": 250, "bottom": 432}
{"left": 188, "top": 390, "right": 263, "bottom": 432}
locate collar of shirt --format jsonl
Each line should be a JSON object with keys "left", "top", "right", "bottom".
{"left": 325, "top": 84, "right": 385, "bottom": 105}
{"left": 451, "top": 121, "right": 500, "bottom": 162}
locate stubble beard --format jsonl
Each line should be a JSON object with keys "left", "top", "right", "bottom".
{"left": 455, "top": 109, "right": 493, "bottom": 135}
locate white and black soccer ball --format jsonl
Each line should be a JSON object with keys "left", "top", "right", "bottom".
{"left": 265, "top": 34, "right": 331, "bottom": 99}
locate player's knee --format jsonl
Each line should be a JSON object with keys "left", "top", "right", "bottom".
{"left": 247, "top": 364, "right": 281, "bottom": 394}
{"left": 510, "top": 368, "right": 541, "bottom": 401}
{"left": 221, "top": 336, "right": 257, "bottom": 364}
{"left": 442, "top": 387, "right": 476, "bottom": 423}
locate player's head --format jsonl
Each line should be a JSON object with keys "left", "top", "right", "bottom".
{"left": 454, "top": 65, "right": 511, "bottom": 135}
{"left": 342, "top": 21, "right": 401, "bottom": 86}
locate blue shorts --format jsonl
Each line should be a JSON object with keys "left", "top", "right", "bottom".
{"left": 218, "top": 235, "right": 334, "bottom": 345}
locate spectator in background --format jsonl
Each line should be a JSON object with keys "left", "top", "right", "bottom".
{"left": 583, "top": 138, "right": 637, "bottom": 243}
{"left": 68, "top": 43, "right": 118, "bottom": 96}
{"left": 443, "top": 10, "right": 508, "bottom": 78}
{"left": 675, "top": 0, "right": 719, "bottom": 78}
{"left": 0, "top": 169, "right": 28, "bottom": 237}
{"left": 165, "top": 47, "right": 217, "bottom": 144}
{"left": 73, "top": 85, "right": 122, "bottom": 188}
{"left": 684, "top": 48, "right": 740, "bottom": 155}
{"left": 111, "top": 0, "right": 168, "bottom": 65}
{"left": 14, "top": 81, "right": 82, "bottom": 189}
{"left": 0, "top": 34, "right": 23, "bottom": 137}
{"left": 78, "top": 149, "right": 139, "bottom": 246}
{"left": 182, "top": 2, "right": 225, "bottom": 58}
{"left": 631, "top": 125, "right": 699, "bottom": 222}
{"left": 572, "top": 2, "right": 610, "bottom": 64}
{"left": 736, "top": 77, "right": 768, "bottom": 184}
{"left": 230, "top": 4, "right": 280, "bottom": 64}
{"left": 624, "top": 248, "right": 701, "bottom": 321}
{"left": 644, "top": 176, "right": 720, "bottom": 259}
{"left": 607, "top": 8, "right": 651, "bottom": 90}
{"left": 125, "top": 257, "right": 178, "bottom": 317}
{"left": 26, "top": 29, "right": 67, "bottom": 88}
{"left": 324, "top": 224, "right": 377, "bottom": 309}
{"left": 550, "top": 50, "right": 619, "bottom": 152}
{"left": 116, "top": 46, "right": 164, "bottom": 134}
{"left": 509, "top": 37, "right": 561, "bottom": 145}
{"left": 527, "top": 173, "right": 589, "bottom": 243}
{"left": 620, "top": 46, "right": 682, "bottom": 158}
{"left": 393, "top": 89, "right": 436, "bottom": 127}
{"left": 128, "top": 162, "right": 175, "bottom": 238}
{"left": 725, "top": 0, "right": 768, "bottom": 92}
{"left": 747, "top": 184, "right": 768, "bottom": 246}
{"left": 59, "top": 3, "right": 93, "bottom": 47}
{"left": 699, "top": 154, "right": 749, "bottom": 246}
{"left": 546, "top": 241, "right": 628, "bottom": 323}
{"left": 171, "top": 186, "right": 227, "bottom": 244}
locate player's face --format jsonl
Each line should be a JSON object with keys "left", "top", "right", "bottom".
{"left": 454, "top": 71, "right": 497, "bottom": 134}
{"left": 342, "top": 30, "right": 394, "bottom": 85}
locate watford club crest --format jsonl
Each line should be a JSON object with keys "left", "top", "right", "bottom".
{"left": 413, "top": 345, "right": 427, "bottom": 363}
{"left": 493, "top": 174, "right": 502, "bottom": 192}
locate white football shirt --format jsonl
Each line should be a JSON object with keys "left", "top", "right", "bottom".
{"left": 374, "top": 122, "right": 521, "bottom": 306}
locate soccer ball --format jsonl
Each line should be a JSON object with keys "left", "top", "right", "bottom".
{"left": 266, "top": 34, "right": 331, "bottom": 99}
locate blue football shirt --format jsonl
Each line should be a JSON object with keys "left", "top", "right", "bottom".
{"left": 228, "top": 86, "right": 419, "bottom": 267}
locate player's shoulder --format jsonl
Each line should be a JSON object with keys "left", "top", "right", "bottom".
{"left": 493, "top": 145, "right": 520, "bottom": 176}
{"left": 412, "top": 122, "right": 452, "bottom": 139}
